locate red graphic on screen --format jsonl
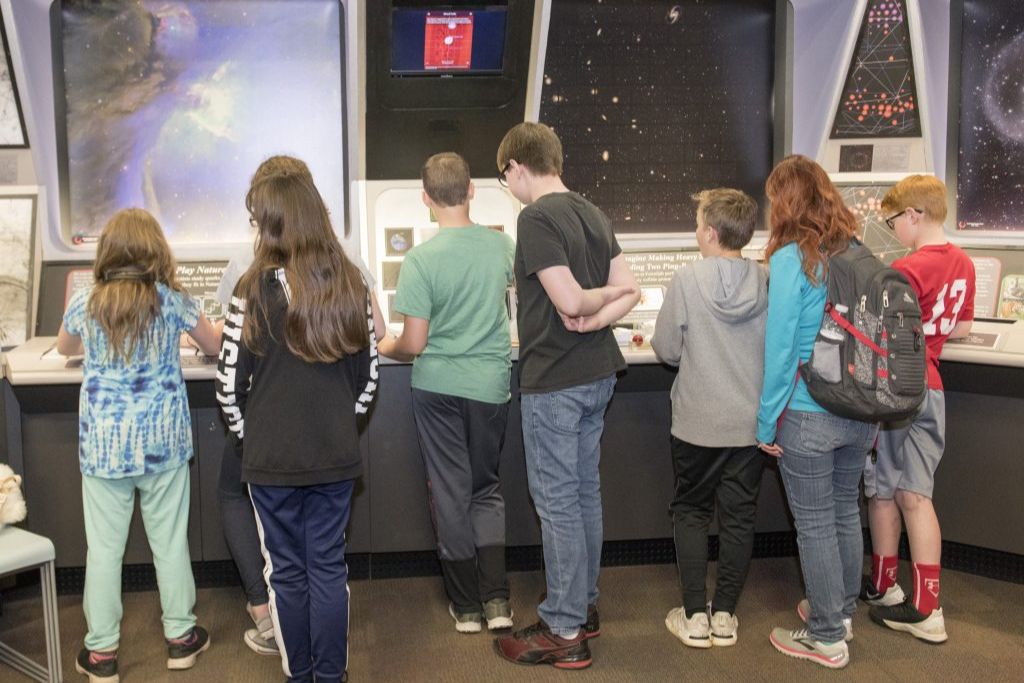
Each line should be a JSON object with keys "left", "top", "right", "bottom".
{"left": 424, "top": 11, "right": 473, "bottom": 70}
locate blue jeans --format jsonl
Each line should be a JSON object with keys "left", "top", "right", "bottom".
{"left": 777, "top": 410, "right": 877, "bottom": 644}
{"left": 521, "top": 374, "right": 616, "bottom": 636}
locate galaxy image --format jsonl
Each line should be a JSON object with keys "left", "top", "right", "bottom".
{"left": 60, "top": 0, "right": 344, "bottom": 243}
{"left": 538, "top": 0, "right": 774, "bottom": 232}
{"left": 956, "top": 1, "right": 1024, "bottom": 231}
{"left": 838, "top": 184, "right": 908, "bottom": 264}
{"left": 831, "top": 0, "right": 919, "bottom": 139}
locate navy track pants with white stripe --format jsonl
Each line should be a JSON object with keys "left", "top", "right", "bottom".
{"left": 250, "top": 479, "right": 354, "bottom": 683}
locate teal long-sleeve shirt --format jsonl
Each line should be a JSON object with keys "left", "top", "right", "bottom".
{"left": 756, "top": 242, "right": 828, "bottom": 443}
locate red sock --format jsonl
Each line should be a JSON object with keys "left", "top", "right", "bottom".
{"left": 872, "top": 554, "right": 899, "bottom": 593}
{"left": 912, "top": 562, "right": 941, "bottom": 615}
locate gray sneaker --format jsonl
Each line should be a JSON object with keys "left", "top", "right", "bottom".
{"left": 244, "top": 605, "right": 279, "bottom": 655}
{"left": 797, "top": 598, "right": 853, "bottom": 642}
{"left": 769, "top": 627, "right": 849, "bottom": 669}
{"left": 449, "top": 603, "right": 483, "bottom": 633}
{"left": 483, "top": 598, "right": 514, "bottom": 631}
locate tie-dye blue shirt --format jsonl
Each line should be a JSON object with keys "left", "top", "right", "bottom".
{"left": 63, "top": 283, "right": 200, "bottom": 479}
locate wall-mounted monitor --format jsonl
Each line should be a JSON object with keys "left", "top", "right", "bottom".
{"left": 366, "top": 0, "right": 534, "bottom": 179}
{"left": 53, "top": 0, "right": 347, "bottom": 247}
{"left": 391, "top": 5, "right": 508, "bottom": 76}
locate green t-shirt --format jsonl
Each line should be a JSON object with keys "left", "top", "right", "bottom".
{"left": 394, "top": 224, "right": 515, "bottom": 403}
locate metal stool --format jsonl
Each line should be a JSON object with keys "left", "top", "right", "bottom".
{"left": 0, "top": 526, "right": 63, "bottom": 682}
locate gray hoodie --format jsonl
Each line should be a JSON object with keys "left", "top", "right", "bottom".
{"left": 651, "top": 256, "right": 768, "bottom": 447}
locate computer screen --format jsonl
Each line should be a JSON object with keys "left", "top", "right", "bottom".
{"left": 391, "top": 6, "right": 508, "bottom": 75}
{"left": 57, "top": 0, "right": 346, "bottom": 245}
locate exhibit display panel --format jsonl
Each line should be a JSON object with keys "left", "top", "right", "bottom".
{"left": 54, "top": 0, "right": 347, "bottom": 246}
{"left": 0, "top": 6, "right": 27, "bottom": 147}
{"left": 363, "top": 181, "right": 520, "bottom": 330}
{"left": 0, "top": 192, "right": 35, "bottom": 349}
{"left": 538, "top": 0, "right": 775, "bottom": 233}
{"left": 819, "top": 0, "right": 931, "bottom": 176}
{"left": 952, "top": 0, "right": 1024, "bottom": 232}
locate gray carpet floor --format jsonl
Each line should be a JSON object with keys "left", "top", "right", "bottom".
{"left": 1, "top": 558, "right": 1022, "bottom": 682}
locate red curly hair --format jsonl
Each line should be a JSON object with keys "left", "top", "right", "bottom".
{"left": 764, "top": 155, "right": 858, "bottom": 285}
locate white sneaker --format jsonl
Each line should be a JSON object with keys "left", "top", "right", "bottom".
{"left": 709, "top": 611, "right": 738, "bottom": 647}
{"left": 665, "top": 607, "right": 712, "bottom": 649}
{"left": 770, "top": 627, "right": 849, "bottom": 669}
{"left": 797, "top": 598, "right": 853, "bottom": 642}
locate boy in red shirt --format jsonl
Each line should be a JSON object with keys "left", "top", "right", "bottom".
{"left": 863, "top": 175, "right": 976, "bottom": 643}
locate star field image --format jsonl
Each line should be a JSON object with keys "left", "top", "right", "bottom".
{"left": 61, "top": 0, "right": 345, "bottom": 243}
{"left": 957, "top": 0, "right": 1024, "bottom": 231}
{"left": 831, "top": 0, "right": 920, "bottom": 139}
{"left": 538, "top": 0, "right": 774, "bottom": 232}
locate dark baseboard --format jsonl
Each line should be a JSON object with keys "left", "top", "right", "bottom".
{"left": 4, "top": 532, "right": 1020, "bottom": 599}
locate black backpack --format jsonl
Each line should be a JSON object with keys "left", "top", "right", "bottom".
{"left": 800, "top": 240, "right": 927, "bottom": 423}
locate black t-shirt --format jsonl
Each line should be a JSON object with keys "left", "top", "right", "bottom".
{"left": 514, "top": 192, "right": 626, "bottom": 392}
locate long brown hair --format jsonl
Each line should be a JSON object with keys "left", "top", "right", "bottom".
{"left": 764, "top": 155, "right": 858, "bottom": 285}
{"left": 89, "top": 208, "right": 180, "bottom": 361}
{"left": 239, "top": 160, "right": 368, "bottom": 363}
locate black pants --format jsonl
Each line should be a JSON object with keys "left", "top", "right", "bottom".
{"left": 218, "top": 435, "right": 269, "bottom": 607}
{"left": 669, "top": 437, "right": 765, "bottom": 616}
{"left": 411, "top": 388, "right": 510, "bottom": 612}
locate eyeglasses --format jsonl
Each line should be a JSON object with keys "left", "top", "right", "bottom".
{"left": 884, "top": 207, "right": 923, "bottom": 230}
{"left": 497, "top": 162, "right": 512, "bottom": 187}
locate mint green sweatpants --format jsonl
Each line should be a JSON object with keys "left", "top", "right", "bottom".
{"left": 82, "top": 463, "right": 196, "bottom": 651}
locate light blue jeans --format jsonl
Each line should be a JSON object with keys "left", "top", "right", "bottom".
{"left": 777, "top": 410, "right": 877, "bottom": 644}
{"left": 520, "top": 374, "right": 616, "bottom": 636}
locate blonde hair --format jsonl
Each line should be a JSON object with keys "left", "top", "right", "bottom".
{"left": 422, "top": 152, "right": 471, "bottom": 207}
{"left": 496, "top": 122, "right": 563, "bottom": 176}
{"left": 241, "top": 159, "right": 369, "bottom": 363}
{"left": 89, "top": 208, "right": 180, "bottom": 361}
{"left": 881, "top": 175, "right": 948, "bottom": 223}
{"left": 692, "top": 189, "right": 759, "bottom": 250}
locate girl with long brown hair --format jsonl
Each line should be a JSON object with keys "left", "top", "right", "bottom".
{"left": 755, "top": 155, "right": 878, "bottom": 669}
{"left": 57, "top": 208, "right": 221, "bottom": 682}
{"left": 215, "top": 158, "right": 377, "bottom": 683}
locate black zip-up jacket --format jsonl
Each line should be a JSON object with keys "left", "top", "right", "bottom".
{"left": 216, "top": 269, "right": 378, "bottom": 486}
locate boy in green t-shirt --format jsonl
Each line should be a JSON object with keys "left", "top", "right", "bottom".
{"left": 378, "top": 152, "right": 516, "bottom": 633}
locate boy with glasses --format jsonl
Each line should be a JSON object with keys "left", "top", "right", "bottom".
{"left": 492, "top": 122, "right": 639, "bottom": 669}
{"left": 864, "top": 175, "right": 976, "bottom": 643}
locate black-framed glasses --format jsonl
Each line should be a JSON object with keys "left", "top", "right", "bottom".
{"left": 498, "top": 162, "right": 512, "bottom": 187}
{"left": 884, "top": 207, "right": 922, "bottom": 230}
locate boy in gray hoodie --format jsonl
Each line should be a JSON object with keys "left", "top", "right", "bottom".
{"left": 651, "top": 188, "right": 768, "bottom": 650}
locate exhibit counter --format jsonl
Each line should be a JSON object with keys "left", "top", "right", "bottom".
{"left": 3, "top": 326, "right": 1023, "bottom": 580}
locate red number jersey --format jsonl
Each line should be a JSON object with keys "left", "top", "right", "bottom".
{"left": 892, "top": 243, "right": 976, "bottom": 390}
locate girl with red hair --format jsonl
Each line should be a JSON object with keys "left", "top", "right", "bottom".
{"left": 755, "top": 155, "right": 878, "bottom": 669}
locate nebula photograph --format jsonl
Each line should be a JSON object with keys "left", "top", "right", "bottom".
{"left": 956, "top": 0, "right": 1024, "bottom": 231}
{"left": 60, "top": 0, "right": 345, "bottom": 243}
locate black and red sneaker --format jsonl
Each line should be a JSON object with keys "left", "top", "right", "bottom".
{"left": 75, "top": 648, "right": 118, "bottom": 683}
{"left": 494, "top": 620, "right": 592, "bottom": 669}
{"left": 166, "top": 625, "right": 210, "bottom": 670}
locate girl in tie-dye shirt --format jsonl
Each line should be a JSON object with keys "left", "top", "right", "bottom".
{"left": 57, "top": 208, "right": 221, "bottom": 679}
